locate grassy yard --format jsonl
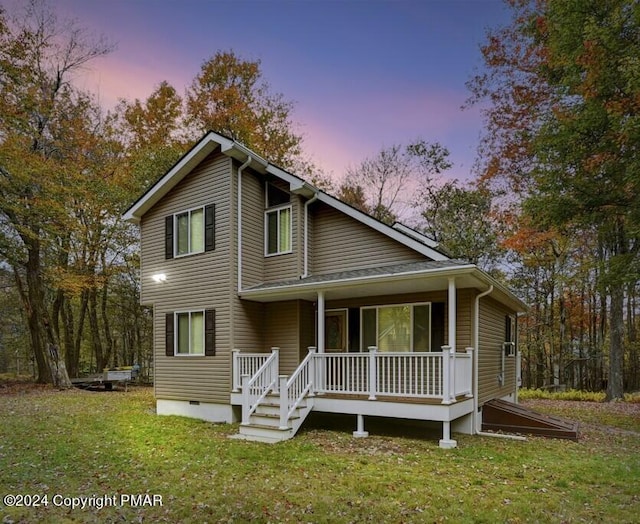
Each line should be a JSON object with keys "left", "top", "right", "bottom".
{"left": 1, "top": 383, "right": 638, "bottom": 523}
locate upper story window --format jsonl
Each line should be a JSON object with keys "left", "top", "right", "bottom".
{"left": 177, "top": 208, "right": 204, "bottom": 255}
{"left": 165, "top": 204, "right": 215, "bottom": 259}
{"left": 265, "top": 183, "right": 292, "bottom": 256}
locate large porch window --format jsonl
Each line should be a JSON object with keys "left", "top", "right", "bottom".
{"left": 361, "top": 303, "right": 431, "bottom": 352}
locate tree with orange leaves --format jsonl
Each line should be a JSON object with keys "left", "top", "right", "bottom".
{"left": 470, "top": 0, "right": 640, "bottom": 399}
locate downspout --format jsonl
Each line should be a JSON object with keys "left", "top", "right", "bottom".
{"left": 473, "top": 285, "right": 527, "bottom": 441}
{"left": 237, "top": 156, "right": 253, "bottom": 293}
{"left": 302, "top": 191, "right": 319, "bottom": 278}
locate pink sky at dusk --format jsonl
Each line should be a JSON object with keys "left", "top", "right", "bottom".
{"left": 13, "top": 0, "right": 512, "bottom": 184}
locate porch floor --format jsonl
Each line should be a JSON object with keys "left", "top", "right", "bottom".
{"left": 318, "top": 393, "right": 471, "bottom": 405}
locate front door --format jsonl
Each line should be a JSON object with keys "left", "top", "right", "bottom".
{"left": 325, "top": 309, "right": 348, "bottom": 352}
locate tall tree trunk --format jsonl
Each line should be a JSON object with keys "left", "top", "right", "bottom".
{"left": 88, "top": 287, "right": 104, "bottom": 371}
{"left": 100, "top": 269, "right": 114, "bottom": 368}
{"left": 608, "top": 282, "right": 625, "bottom": 400}
{"left": 14, "top": 239, "right": 51, "bottom": 383}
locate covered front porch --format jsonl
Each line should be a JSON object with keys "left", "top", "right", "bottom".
{"left": 229, "top": 261, "right": 511, "bottom": 446}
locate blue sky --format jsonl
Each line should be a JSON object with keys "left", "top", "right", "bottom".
{"left": 47, "top": 0, "right": 512, "bottom": 182}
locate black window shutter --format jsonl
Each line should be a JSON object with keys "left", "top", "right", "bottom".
{"left": 165, "top": 215, "right": 174, "bottom": 259}
{"left": 205, "top": 309, "right": 216, "bottom": 356}
{"left": 205, "top": 204, "right": 215, "bottom": 252}
{"left": 431, "top": 302, "right": 446, "bottom": 351}
{"left": 165, "top": 313, "right": 175, "bottom": 356}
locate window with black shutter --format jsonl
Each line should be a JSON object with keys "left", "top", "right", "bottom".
{"left": 205, "top": 309, "right": 216, "bottom": 356}
{"left": 165, "top": 203, "right": 215, "bottom": 258}
{"left": 165, "top": 312, "right": 175, "bottom": 356}
{"left": 165, "top": 309, "right": 216, "bottom": 357}
{"left": 165, "top": 216, "right": 174, "bottom": 259}
{"left": 204, "top": 204, "right": 215, "bottom": 252}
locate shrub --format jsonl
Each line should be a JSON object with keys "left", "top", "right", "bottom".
{"left": 518, "top": 388, "right": 606, "bottom": 402}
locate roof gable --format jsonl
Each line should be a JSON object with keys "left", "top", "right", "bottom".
{"left": 123, "top": 131, "right": 449, "bottom": 261}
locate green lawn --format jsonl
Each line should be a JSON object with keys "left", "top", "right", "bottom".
{"left": 1, "top": 385, "right": 638, "bottom": 523}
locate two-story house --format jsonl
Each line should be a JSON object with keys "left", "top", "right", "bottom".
{"left": 124, "top": 131, "right": 527, "bottom": 448}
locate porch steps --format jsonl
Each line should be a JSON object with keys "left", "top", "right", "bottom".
{"left": 482, "top": 399, "right": 579, "bottom": 441}
{"left": 233, "top": 394, "right": 314, "bottom": 443}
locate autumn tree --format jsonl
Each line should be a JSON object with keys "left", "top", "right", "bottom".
{"left": 418, "top": 181, "right": 502, "bottom": 271}
{"left": 115, "top": 81, "right": 188, "bottom": 191}
{"left": 0, "top": 1, "right": 113, "bottom": 383}
{"left": 469, "top": 0, "right": 640, "bottom": 398}
{"left": 185, "top": 51, "right": 303, "bottom": 169}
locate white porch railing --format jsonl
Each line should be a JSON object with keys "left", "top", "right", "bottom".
{"left": 237, "top": 349, "right": 279, "bottom": 425}
{"left": 312, "top": 346, "right": 474, "bottom": 404}
{"left": 233, "top": 346, "right": 474, "bottom": 426}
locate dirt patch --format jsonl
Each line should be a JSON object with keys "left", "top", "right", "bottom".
{"left": 0, "top": 376, "right": 60, "bottom": 396}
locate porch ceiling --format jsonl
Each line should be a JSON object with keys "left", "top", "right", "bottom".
{"left": 240, "top": 260, "right": 527, "bottom": 311}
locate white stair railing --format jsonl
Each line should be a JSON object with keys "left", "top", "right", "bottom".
{"left": 232, "top": 349, "right": 277, "bottom": 392}
{"left": 240, "top": 348, "right": 279, "bottom": 425}
{"left": 279, "top": 347, "right": 316, "bottom": 429}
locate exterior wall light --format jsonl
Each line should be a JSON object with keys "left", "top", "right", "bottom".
{"left": 152, "top": 273, "right": 167, "bottom": 282}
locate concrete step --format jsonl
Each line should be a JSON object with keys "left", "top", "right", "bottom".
{"left": 236, "top": 422, "right": 294, "bottom": 443}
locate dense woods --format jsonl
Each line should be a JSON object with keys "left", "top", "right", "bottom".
{"left": 0, "top": 0, "right": 638, "bottom": 397}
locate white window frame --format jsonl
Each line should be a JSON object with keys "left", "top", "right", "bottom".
{"left": 174, "top": 310, "right": 205, "bottom": 356}
{"left": 360, "top": 302, "right": 432, "bottom": 352}
{"left": 174, "top": 206, "right": 205, "bottom": 257}
{"left": 264, "top": 204, "right": 293, "bottom": 256}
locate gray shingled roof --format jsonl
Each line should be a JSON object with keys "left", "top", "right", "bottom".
{"left": 244, "top": 259, "right": 471, "bottom": 292}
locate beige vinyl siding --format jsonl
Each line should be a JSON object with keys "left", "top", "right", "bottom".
{"left": 299, "top": 300, "right": 316, "bottom": 361}
{"left": 232, "top": 300, "right": 265, "bottom": 352}
{"left": 311, "top": 203, "right": 427, "bottom": 275}
{"left": 239, "top": 168, "right": 265, "bottom": 288}
{"left": 265, "top": 301, "right": 302, "bottom": 375}
{"left": 455, "top": 288, "right": 474, "bottom": 351}
{"left": 140, "top": 152, "right": 234, "bottom": 403}
{"left": 232, "top": 167, "right": 267, "bottom": 356}
{"left": 477, "top": 296, "right": 517, "bottom": 405}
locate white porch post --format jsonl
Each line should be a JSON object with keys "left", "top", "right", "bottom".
{"left": 231, "top": 349, "right": 240, "bottom": 392}
{"left": 368, "top": 347, "right": 377, "bottom": 400}
{"left": 317, "top": 291, "right": 325, "bottom": 353}
{"left": 448, "top": 277, "right": 456, "bottom": 353}
{"left": 279, "top": 375, "right": 289, "bottom": 430}
{"left": 439, "top": 421, "right": 457, "bottom": 449}
{"left": 353, "top": 414, "right": 369, "bottom": 438}
{"left": 241, "top": 374, "right": 250, "bottom": 425}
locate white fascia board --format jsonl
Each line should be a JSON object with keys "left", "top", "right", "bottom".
{"left": 472, "top": 270, "right": 529, "bottom": 313}
{"left": 240, "top": 264, "right": 527, "bottom": 313}
{"left": 392, "top": 222, "right": 440, "bottom": 249}
{"left": 221, "top": 140, "right": 269, "bottom": 173}
{"left": 240, "top": 264, "right": 478, "bottom": 300}
{"left": 315, "top": 192, "right": 449, "bottom": 261}
{"left": 266, "top": 164, "right": 316, "bottom": 197}
{"left": 123, "top": 131, "right": 273, "bottom": 223}
{"left": 123, "top": 132, "right": 235, "bottom": 223}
